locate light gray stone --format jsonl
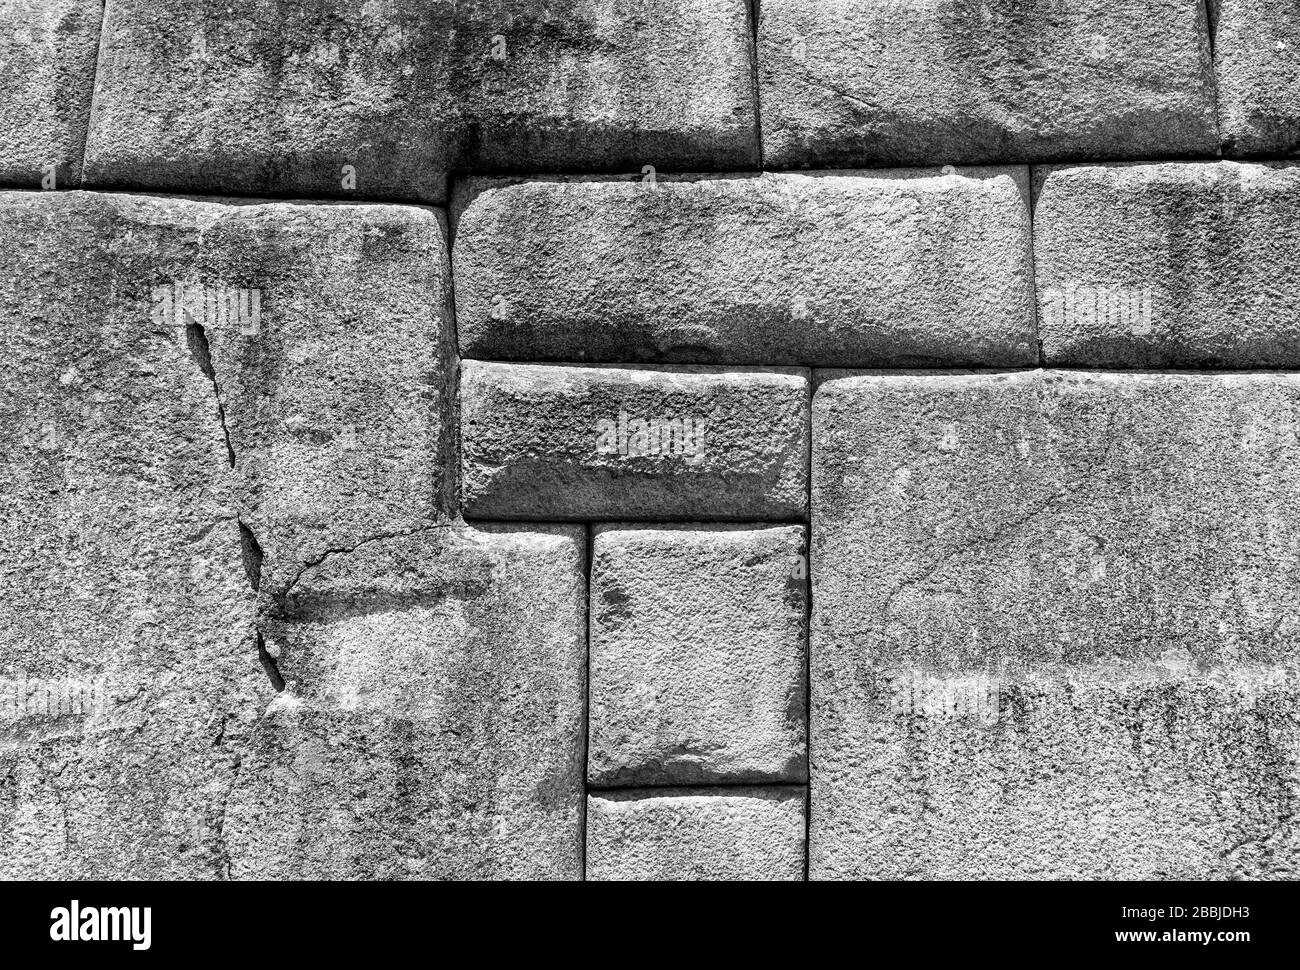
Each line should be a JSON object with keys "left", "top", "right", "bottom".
{"left": 225, "top": 524, "right": 588, "bottom": 880}
{"left": 188, "top": 201, "right": 457, "bottom": 594}
{"left": 453, "top": 170, "right": 1036, "bottom": 366}
{"left": 11, "top": 192, "right": 457, "bottom": 595}
{"left": 589, "top": 524, "right": 807, "bottom": 787}
{"left": 0, "top": 190, "right": 455, "bottom": 877}
{"left": 1214, "top": 0, "right": 1300, "bottom": 155}
{"left": 0, "top": 189, "right": 271, "bottom": 879}
{"left": 811, "top": 370, "right": 1300, "bottom": 879}
{"left": 0, "top": 0, "right": 101, "bottom": 187}
{"left": 1035, "top": 161, "right": 1300, "bottom": 367}
{"left": 460, "top": 361, "right": 810, "bottom": 520}
{"left": 587, "top": 787, "right": 806, "bottom": 881}
{"left": 83, "top": 0, "right": 758, "bottom": 202}
{"left": 814, "top": 673, "right": 1300, "bottom": 880}
{"left": 758, "top": 0, "right": 1217, "bottom": 168}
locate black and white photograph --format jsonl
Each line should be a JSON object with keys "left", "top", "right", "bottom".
{"left": 0, "top": 0, "right": 1291, "bottom": 955}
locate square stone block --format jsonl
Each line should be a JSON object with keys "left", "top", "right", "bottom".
{"left": 589, "top": 523, "right": 808, "bottom": 787}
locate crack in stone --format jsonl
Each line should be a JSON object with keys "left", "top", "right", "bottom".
{"left": 180, "top": 318, "right": 283, "bottom": 703}
{"left": 276, "top": 523, "right": 451, "bottom": 600}
{"left": 183, "top": 317, "right": 236, "bottom": 469}
{"left": 257, "top": 632, "right": 284, "bottom": 694}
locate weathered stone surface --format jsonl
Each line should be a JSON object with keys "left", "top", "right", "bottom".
{"left": 83, "top": 0, "right": 757, "bottom": 202}
{"left": 815, "top": 673, "right": 1300, "bottom": 880}
{"left": 586, "top": 787, "right": 806, "bottom": 880}
{"left": 758, "top": 0, "right": 1217, "bottom": 168}
{"left": 6, "top": 192, "right": 457, "bottom": 594}
{"left": 191, "top": 202, "right": 456, "bottom": 594}
{"left": 811, "top": 370, "right": 1300, "bottom": 879}
{"left": 1214, "top": 0, "right": 1300, "bottom": 155}
{"left": 589, "top": 524, "right": 807, "bottom": 787}
{"left": 461, "top": 361, "right": 809, "bottom": 520}
{"left": 0, "top": 190, "right": 271, "bottom": 878}
{"left": 453, "top": 170, "right": 1036, "bottom": 366}
{"left": 0, "top": 0, "right": 101, "bottom": 188}
{"left": 1035, "top": 161, "right": 1300, "bottom": 367}
{"left": 225, "top": 524, "right": 587, "bottom": 880}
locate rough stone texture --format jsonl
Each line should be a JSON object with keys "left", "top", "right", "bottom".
{"left": 191, "top": 202, "right": 456, "bottom": 594}
{"left": 1035, "top": 161, "right": 1300, "bottom": 367}
{"left": 225, "top": 524, "right": 587, "bottom": 880}
{"left": 758, "top": 0, "right": 1218, "bottom": 169}
{"left": 83, "top": 0, "right": 758, "bottom": 202}
{"left": 0, "top": 190, "right": 271, "bottom": 879}
{"left": 1214, "top": 0, "right": 1300, "bottom": 155}
{"left": 10, "top": 192, "right": 457, "bottom": 595}
{"left": 68, "top": 192, "right": 451, "bottom": 596}
{"left": 588, "top": 524, "right": 807, "bottom": 787}
{"left": 0, "top": 0, "right": 101, "bottom": 188}
{"left": 814, "top": 672, "right": 1300, "bottom": 880}
{"left": 0, "top": 0, "right": 102, "bottom": 188}
{"left": 586, "top": 787, "right": 806, "bottom": 880}
{"left": 811, "top": 370, "right": 1300, "bottom": 879}
{"left": 460, "top": 361, "right": 809, "bottom": 520}
{"left": 453, "top": 169, "right": 1036, "bottom": 366}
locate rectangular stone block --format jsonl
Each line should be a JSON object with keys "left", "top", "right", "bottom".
{"left": 225, "top": 524, "right": 588, "bottom": 880}
{"left": 0, "top": 190, "right": 271, "bottom": 878}
{"left": 589, "top": 524, "right": 807, "bottom": 787}
{"left": 758, "top": 0, "right": 1217, "bottom": 168}
{"left": 82, "top": 0, "right": 758, "bottom": 202}
{"left": 453, "top": 170, "right": 1036, "bottom": 366}
{"left": 1035, "top": 161, "right": 1300, "bottom": 367}
{"left": 587, "top": 788, "right": 806, "bottom": 881}
{"left": 2, "top": 191, "right": 455, "bottom": 595}
{"left": 0, "top": 0, "right": 101, "bottom": 188}
{"left": 811, "top": 370, "right": 1300, "bottom": 879}
{"left": 460, "top": 361, "right": 809, "bottom": 520}
{"left": 1214, "top": 0, "right": 1300, "bottom": 155}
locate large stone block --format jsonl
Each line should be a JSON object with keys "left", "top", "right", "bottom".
{"left": 460, "top": 361, "right": 809, "bottom": 520}
{"left": 225, "top": 524, "right": 588, "bottom": 880}
{"left": 0, "top": 190, "right": 270, "bottom": 879}
{"left": 588, "top": 524, "right": 807, "bottom": 787}
{"left": 185, "top": 201, "right": 457, "bottom": 594}
{"left": 758, "top": 0, "right": 1217, "bottom": 168}
{"left": 1035, "top": 161, "right": 1300, "bottom": 367}
{"left": 1214, "top": 0, "right": 1300, "bottom": 155}
{"left": 0, "top": 0, "right": 102, "bottom": 187}
{"left": 586, "top": 788, "right": 806, "bottom": 880}
{"left": 83, "top": 0, "right": 758, "bottom": 201}
{"left": 811, "top": 370, "right": 1300, "bottom": 879}
{"left": 453, "top": 170, "right": 1036, "bottom": 366}
{"left": 3, "top": 187, "right": 454, "bottom": 611}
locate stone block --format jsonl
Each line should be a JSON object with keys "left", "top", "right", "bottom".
{"left": 83, "top": 0, "right": 759, "bottom": 201}
{"left": 0, "top": 0, "right": 101, "bottom": 187}
{"left": 758, "top": 0, "right": 1217, "bottom": 168}
{"left": 587, "top": 787, "right": 806, "bottom": 880}
{"left": 1035, "top": 161, "right": 1300, "bottom": 367}
{"left": 588, "top": 524, "right": 807, "bottom": 786}
{"left": 1214, "top": 0, "right": 1300, "bottom": 155}
{"left": 810, "top": 369, "right": 1300, "bottom": 878}
{"left": 454, "top": 170, "right": 1036, "bottom": 366}
{"left": 461, "top": 361, "right": 809, "bottom": 520}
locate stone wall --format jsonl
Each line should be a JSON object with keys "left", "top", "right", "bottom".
{"left": 1, "top": 0, "right": 1297, "bottom": 880}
